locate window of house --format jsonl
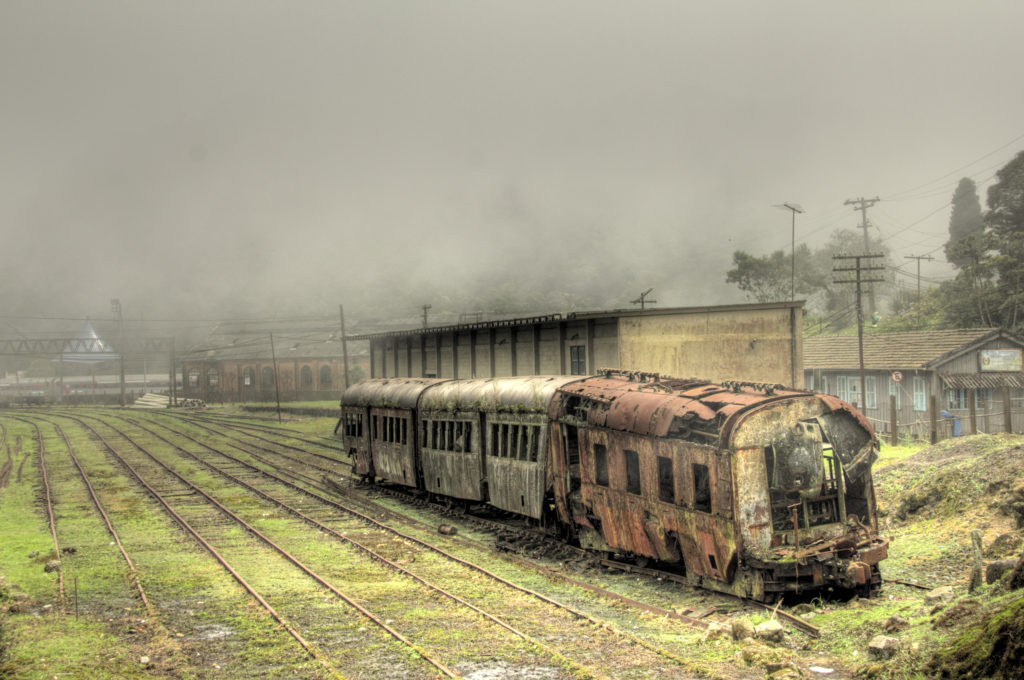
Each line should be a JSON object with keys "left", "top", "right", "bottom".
{"left": 319, "top": 365, "right": 332, "bottom": 386}
{"left": 657, "top": 456, "right": 675, "bottom": 503}
{"left": 806, "top": 373, "right": 815, "bottom": 391}
{"left": 206, "top": 368, "right": 219, "bottom": 388}
{"left": 243, "top": 367, "right": 254, "bottom": 387}
{"left": 847, "top": 378, "right": 861, "bottom": 408}
{"left": 570, "top": 345, "right": 586, "bottom": 375}
{"left": 820, "top": 374, "right": 828, "bottom": 395}
{"left": 188, "top": 368, "right": 200, "bottom": 388}
{"left": 947, "top": 388, "right": 969, "bottom": 410}
{"left": 889, "top": 377, "right": 901, "bottom": 409}
{"left": 913, "top": 376, "right": 927, "bottom": 412}
{"left": 300, "top": 365, "right": 313, "bottom": 388}
{"left": 624, "top": 449, "right": 641, "bottom": 495}
{"left": 693, "top": 463, "right": 712, "bottom": 513}
{"left": 864, "top": 376, "right": 877, "bottom": 409}
{"left": 261, "top": 367, "right": 275, "bottom": 389}
{"left": 835, "top": 375, "right": 849, "bottom": 403}
{"left": 594, "top": 444, "right": 608, "bottom": 487}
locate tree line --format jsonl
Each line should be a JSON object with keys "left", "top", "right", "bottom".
{"left": 726, "top": 150, "right": 1024, "bottom": 334}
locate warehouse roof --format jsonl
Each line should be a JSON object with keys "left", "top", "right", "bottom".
{"left": 803, "top": 328, "right": 1023, "bottom": 370}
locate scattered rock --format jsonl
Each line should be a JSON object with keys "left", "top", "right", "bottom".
{"left": 867, "top": 635, "right": 901, "bottom": 661}
{"left": 140, "top": 656, "right": 150, "bottom": 665}
{"left": 986, "top": 559, "right": 1017, "bottom": 584}
{"left": 43, "top": 560, "right": 61, "bottom": 573}
{"left": 701, "top": 621, "right": 731, "bottom": 642}
{"left": 61, "top": 546, "right": 77, "bottom": 555}
{"left": 27, "top": 550, "right": 39, "bottom": 559}
{"left": 985, "top": 533, "right": 1022, "bottom": 558}
{"left": 731, "top": 617, "right": 755, "bottom": 641}
{"left": 766, "top": 662, "right": 801, "bottom": 679}
{"left": 755, "top": 618, "right": 785, "bottom": 644}
{"left": 438, "top": 524, "right": 458, "bottom": 536}
{"left": 884, "top": 614, "right": 909, "bottom": 632}
{"left": 790, "top": 603, "right": 815, "bottom": 615}
{"left": 924, "top": 585, "right": 955, "bottom": 607}
{"left": 41, "top": 604, "right": 52, "bottom": 614}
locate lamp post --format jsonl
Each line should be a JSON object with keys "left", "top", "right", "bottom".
{"left": 773, "top": 202, "right": 804, "bottom": 300}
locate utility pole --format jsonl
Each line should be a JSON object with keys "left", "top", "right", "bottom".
{"left": 422, "top": 304, "right": 432, "bottom": 329}
{"left": 339, "top": 304, "right": 350, "bottom": 390}
{"left": 774, "top": 202, "right": 804, "bottom": 300}
{"left": 269, "top": 332, "right": 282, "bottom": 423}
{"left": 904, "top": 254, "right": 934, "bottom": 300}
{"left": 111, "top": 298, "right": 125, "bottom": 407}
{"left": 630, "top": 288, "right": 657, "bottom": 310}
{"left": 833, "top": 254, "right": 885, "bottom": 411}
{"left": 844, "top": 196, "right": 881, "bottom": 317}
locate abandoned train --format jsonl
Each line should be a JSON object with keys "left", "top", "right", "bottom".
{"left": 337, "top": 370, "right": 888, "bottom": 601}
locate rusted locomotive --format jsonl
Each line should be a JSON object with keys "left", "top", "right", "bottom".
{"left": 338, "top": 370, "right": 888, "bottom": 600}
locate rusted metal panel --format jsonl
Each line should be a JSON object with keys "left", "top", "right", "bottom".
{"left": 484, "top": 412, "right": 549, "bottom": 518}
{"left": 369, "top": 407, "right": 418, "bottom": 487}
{"left": 421, "top": 449, "right": 485, "bottom": 500}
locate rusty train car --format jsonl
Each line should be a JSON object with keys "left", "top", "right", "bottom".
{"left": 337, "top": 370, "right": 888, "bottom": 600}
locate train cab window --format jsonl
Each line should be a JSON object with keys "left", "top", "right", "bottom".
{"left": 624, "top": 449, "right": 641, "bottom": 495}
{"left": 594, "top": 444, "right": 609, "bottom": 487}
{"left": 657, "top": 456, "right": 675, "bottom": 503}
{"left": 693, "top": 463, "right": 712, "bottom": 513}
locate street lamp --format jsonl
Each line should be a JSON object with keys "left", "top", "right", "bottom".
{"left": 773, "top": 202, "right": 804, "bottom": 301}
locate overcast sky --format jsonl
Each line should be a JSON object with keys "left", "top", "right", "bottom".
{"left": 2, "top": 1, "right": 1023, "bottom": 328}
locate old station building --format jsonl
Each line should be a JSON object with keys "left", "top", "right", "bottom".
{"left": 352, "top": 301, "right": 804, "bottom": 387}
{"left": 804, "top": 328, "right": 1024, "bottom": 439}
{"left": 180, "top": 321, "right": 366, "bottom": 403}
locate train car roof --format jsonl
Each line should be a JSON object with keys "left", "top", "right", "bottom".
{"left": 341, "top": 378, "right": 448, "bottom": 409}
{"left": 556, "top": 373, "right": 814, "bottom": 439}
{"left": 419, "top": 376, "right": 583, "bottom": 414}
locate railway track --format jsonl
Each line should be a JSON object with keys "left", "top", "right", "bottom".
{"left": 150, "top": 410, "right": 823, "bottom": 639}
{"left": 57, "top": 411, "right": 709, "bottom": 679}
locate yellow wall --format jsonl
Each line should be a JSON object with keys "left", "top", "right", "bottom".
{"left": 617, "top": 307, "right": 802, "bottom": 386}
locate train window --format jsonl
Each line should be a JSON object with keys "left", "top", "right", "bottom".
{"left": 401, "top": 418, "right": 407, "bottom": 445}
{"left": 517, "top": 425, "right": 528, "bottom": 460}
{"left": 693, "top": 463, "right": 712, "bottom": 513}
{"left": 502, "top": 424, "right": 511, "bottom": 458}
{"left": 594, "top": 444, "right": 609, "bottom": 486}
{"left": 373, "top": 415, "right": 379, "bottom": 440}
{"left": 624, "top": 449, "right": 641, "bottom": 495}
{"left": 464, "top": 423, "right": 473, "bottom": 453}
{"left": 657, "top": 456, "right": 675, "bottom": 503}
{"left": 422, "top": 421, "right": 428, "bottom": 447}
{"left": 529, "top": 426, "right": 540, "bottom": 462}
{"left": 357, "top": 414, "right": 363, "bottom": 437}
{"left": 448, "top": 421, "right": 455, "bottom": 451}
{"left": 490, "top": 424, "right": 499, "bottom": 456}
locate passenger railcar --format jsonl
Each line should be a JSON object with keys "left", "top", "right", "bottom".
{"left": 337, "top": 370, "right": 888, "bottom": 601}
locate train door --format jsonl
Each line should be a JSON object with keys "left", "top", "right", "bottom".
{"left": 341, "top": 406, "right": 372, "bottom": 480}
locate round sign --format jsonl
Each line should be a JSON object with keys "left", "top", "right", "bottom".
{"left": 891, "top": 370, "right": 903, "bottom": 383}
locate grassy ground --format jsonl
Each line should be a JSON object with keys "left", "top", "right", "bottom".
{"left": 3, "top": 411, "right": 1023, "bottom": 679}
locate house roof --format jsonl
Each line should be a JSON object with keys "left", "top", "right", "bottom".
{"left": 803, "top": 328, "right": 1023, "bottom": 370}
{"left": 181, "top": 320, "right": 347, "bottom": 362}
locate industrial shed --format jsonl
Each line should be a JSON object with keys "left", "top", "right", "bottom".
{"left": 804, "top": 328, "right": 1024, "bottom": 439}
{"left": 352, "top": 301, "right": 803, "bottom": 387}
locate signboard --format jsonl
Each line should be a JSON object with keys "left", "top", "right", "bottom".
{"left": 890, "top": 370, "right": 903, "bottom": 383}
{"left": 979, "top": 348, "right": 1023, "bottom": 372}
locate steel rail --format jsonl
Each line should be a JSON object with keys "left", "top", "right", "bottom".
{"left": 115, "top": 415, "right": 616, "bottom": 680}
{"left": 119, "top": 413, "right": 709, "bottom": 677}
{"left": 28, "top": 416, "right": 156, "bottom": 617}
{"left": 66, "top": 414, "right": 454, "bottom": 679}
{"left": 50, "top": 414, "right": 349, "bottom": 680}
{"left": 20, "top": 417, "right": 66, "bottom": 606}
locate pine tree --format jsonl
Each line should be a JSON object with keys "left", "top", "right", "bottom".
{"left": 944, "top": 177, "right": 985, "bottom": 269}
